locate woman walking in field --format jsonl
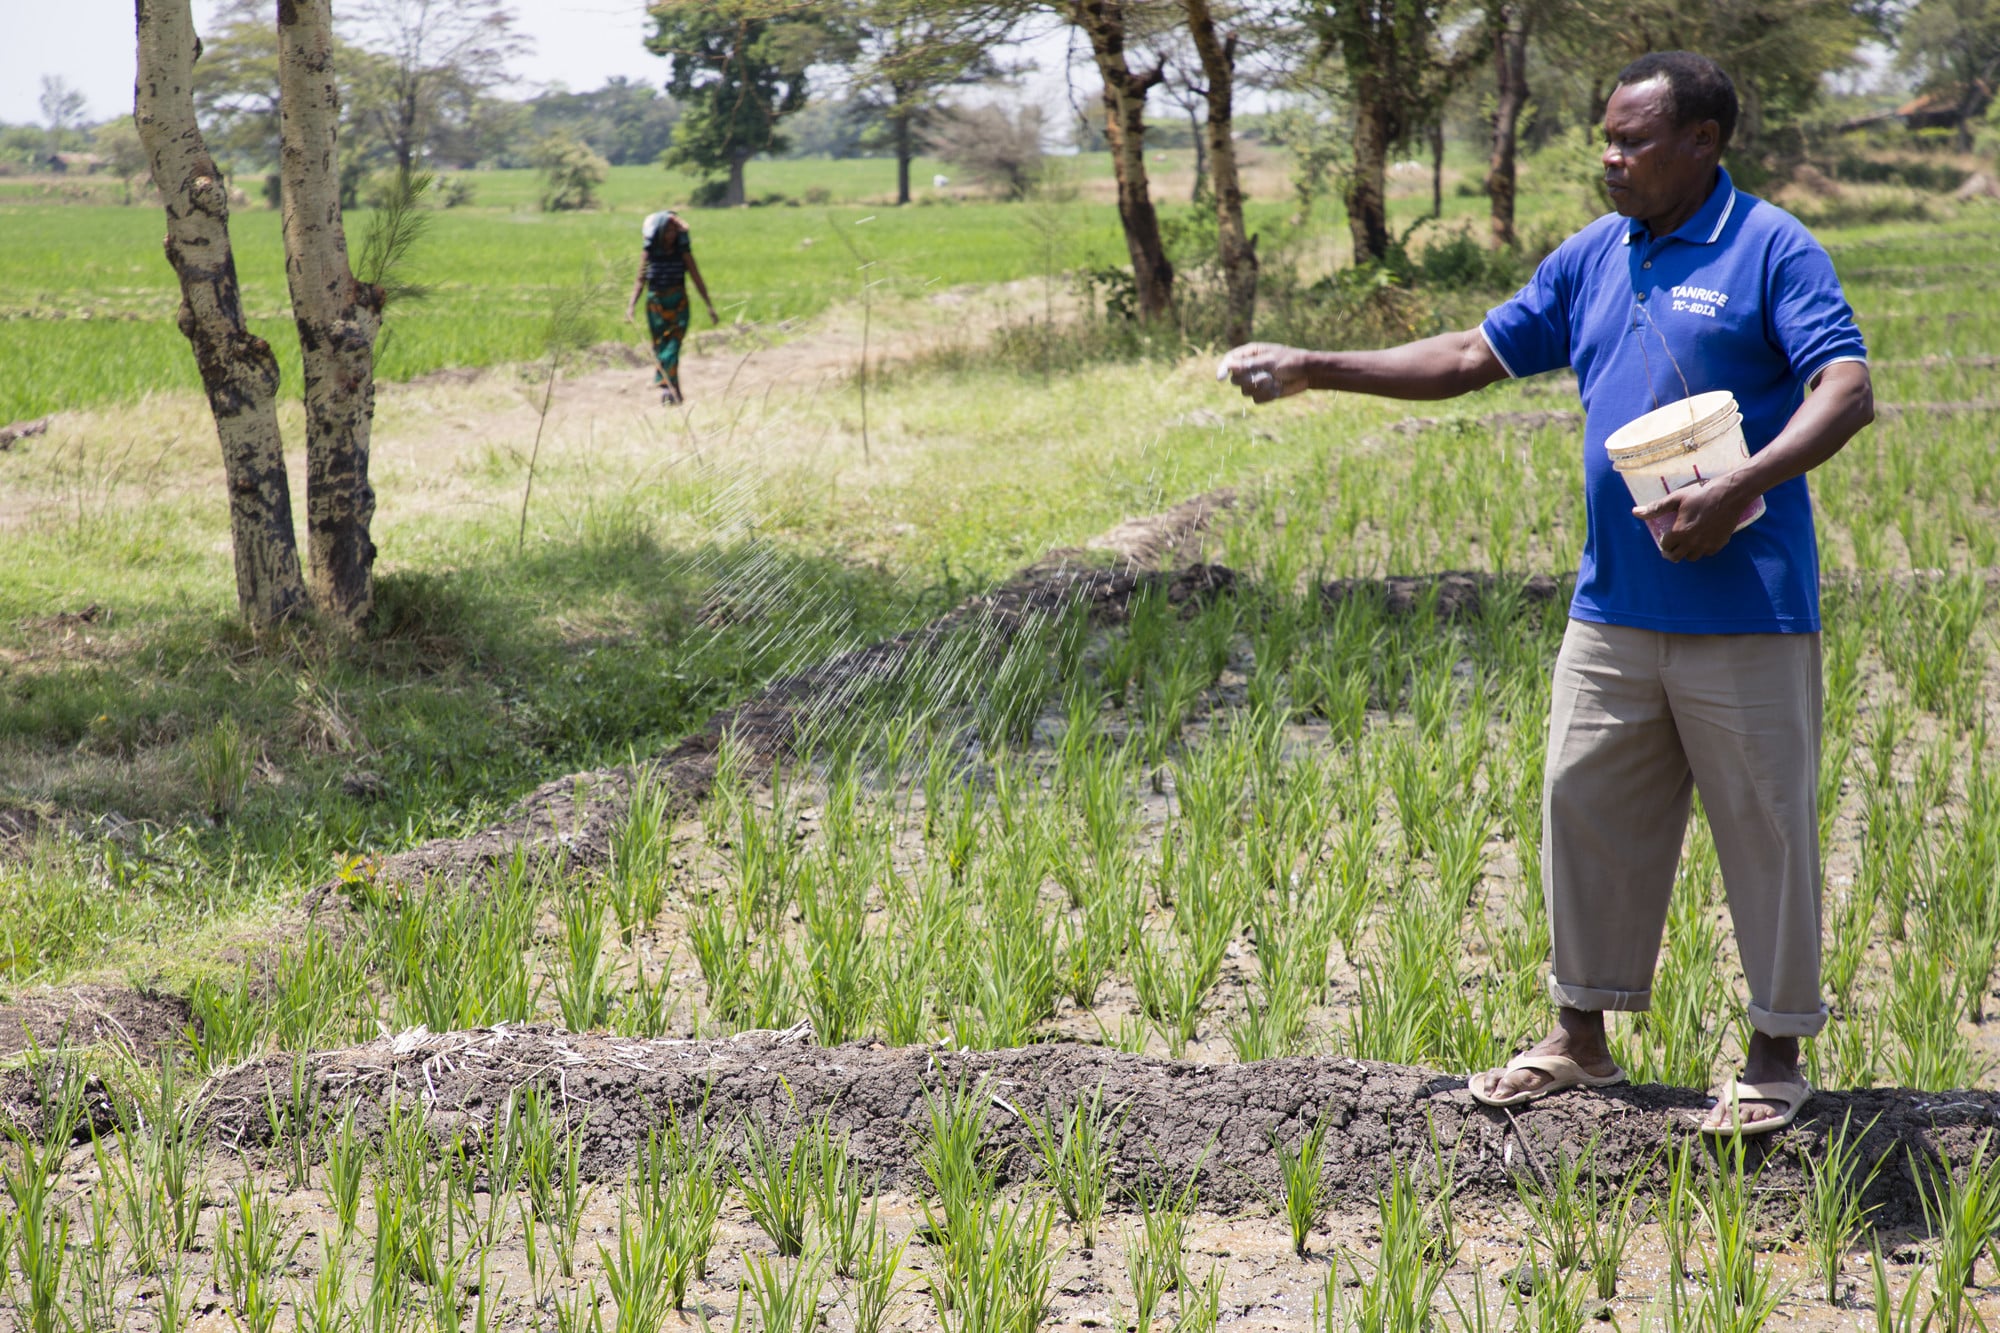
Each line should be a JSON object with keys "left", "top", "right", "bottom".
{"left": 626, "top": 208, "right": 718, "bottom": 405}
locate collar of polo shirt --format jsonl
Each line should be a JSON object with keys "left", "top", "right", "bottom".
{"left": 1622, "top": 167, "right": 1740, "bottom": 248}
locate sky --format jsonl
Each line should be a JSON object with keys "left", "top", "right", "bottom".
{"left": 6, "top": 0, "right": 1074, "bottom": 130}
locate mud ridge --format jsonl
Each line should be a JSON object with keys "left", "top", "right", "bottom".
{"left": 198, "top": 1029, "right": 2000, "bottom": 1226}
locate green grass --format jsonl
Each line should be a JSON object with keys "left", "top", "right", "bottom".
{"left": 0, "top": 140, "right": 1613, "bottom": 424}
{"left": 0, "top": 199, "right": 1138, "bottom": 422}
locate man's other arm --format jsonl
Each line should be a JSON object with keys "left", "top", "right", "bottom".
{"left": 1219, "top": 330, "right": 1510, "bottom": 404}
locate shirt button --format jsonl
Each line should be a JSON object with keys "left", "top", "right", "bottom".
{"left": 1636, "top": 292, "right": 1647, "bottom": 301}
{"left": 1642, "top": 260, "right": 1652, "bottom": 269}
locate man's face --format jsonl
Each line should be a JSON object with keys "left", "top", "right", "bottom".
{"left": 1600, "top": 80, "right": 1720, "bottom": 227}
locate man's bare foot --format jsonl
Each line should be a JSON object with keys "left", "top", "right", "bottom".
{"left": 1478, "top": 1007, "right": 1622, "bottom": 1100}
{"left": 1700, "top": 1033, "right": 1804, "bottom": 1132}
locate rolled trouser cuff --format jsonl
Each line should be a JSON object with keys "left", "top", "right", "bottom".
{"left": 1548, "top": 975, "right": 1651, "bottom": 1013}
{"left": 1748, "top": 1001, "right": 1828, "bottom": 1038}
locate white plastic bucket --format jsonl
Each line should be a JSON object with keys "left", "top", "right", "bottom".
{"left": 1605, "top": 390, "right": 1766, "bottom": 547}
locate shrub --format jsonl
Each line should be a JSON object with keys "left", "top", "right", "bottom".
{"left": 925, "top": 103, "right": 1046, "bottom": 200}
{"left": 533, "top": 133, "right": 609, "bottom": 212}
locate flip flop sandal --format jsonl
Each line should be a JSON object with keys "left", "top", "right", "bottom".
{"left": 1697, "top": 1078, "right": 1812, "bottom": 1138}
{"left": 1468, "top": 1052, "right": 1629, "bottom": 1108}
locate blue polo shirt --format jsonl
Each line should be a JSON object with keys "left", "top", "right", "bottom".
{"left": 1481, "top": 169, "right": 1867, "bottom": 634}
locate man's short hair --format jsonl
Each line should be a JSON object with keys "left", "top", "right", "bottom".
{"left": 1615, "top": 51, "right": 1739, "bottom": 149}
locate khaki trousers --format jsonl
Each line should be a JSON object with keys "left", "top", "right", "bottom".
{"left": 1541, "top": 619, "right": 1827, "bottom": 1038}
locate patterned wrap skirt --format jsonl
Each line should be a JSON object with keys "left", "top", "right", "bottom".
{"left": 645, "top": 285, "right": 691, "bottom": 397}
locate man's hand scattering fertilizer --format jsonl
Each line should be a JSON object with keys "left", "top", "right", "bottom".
{"left": 1217, "top": 344, "right": 1311, "bottom": 403}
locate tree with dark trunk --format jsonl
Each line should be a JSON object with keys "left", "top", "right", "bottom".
{"left": 279, "top": 0, "right": 386, "bottom": 628}
{"left": 1304, "top": 0, "right": 1477, "bottom": 265}
{"left": 1898, "top": 0, "right": 2000, "bottom": 153}
{"left": 135, "top": 0, "right": 308, "bottom": 629}
{"left": 846, "top": 0, "right": 1016, "bottom": 206}
{"left": 1485, "top": 0, "right": 1531, "bottom": 248}
{"left": 1058, "top": 0, "right": 1174, "bottom": 320}
{"left": 342, "top": 0, "right": 525, "bottom": 175}
{"left": 1181, "top": 0, "right": 1259, "bottom": 346}
{"left": 648, "top": 1, "right": 818, "bottom": 208}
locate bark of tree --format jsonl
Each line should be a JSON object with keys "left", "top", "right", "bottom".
{"left": 1069, "top": 1, "right": 1173, "bottom": 320}
{"left": 1184, "top": 0, "right": 1258, "bottom": 347}
{"left": 134, "top": 0, "right": 307, "bottom": 629}
{"left": 893, "top": 104, "right": 914, "bottom": 205}
{"left": 1429, "top": 120, "right": 1443, "bottom": 218}
{"left": 727, "top": 153, "right": 746, "bottom": 206}
{"left": 1486, "top": 3, "right": 1530, "bottom": 249}
{"left": 1346, "top": 88, "right": 1392, "bottom": 264}
{"left": 278, "top": 0, "right": 384, "bottom": 628}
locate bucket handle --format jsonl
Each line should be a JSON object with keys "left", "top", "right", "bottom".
{"left": 1632, "top": 296, "right": 1693, "bottom": 413}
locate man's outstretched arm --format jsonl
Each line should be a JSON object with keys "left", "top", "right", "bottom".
{"left": 1219, "top": 329, "right": 1510, "bottom": 403}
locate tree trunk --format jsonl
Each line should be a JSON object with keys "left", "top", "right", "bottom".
{"left": 1072, "top": 1, "right": 1173, "bottom": 320}
{"left": 1345, "top": 88, "right": 1392, "bottom": 264}
{"left": 893, "top": 106, "right": 913, "bottom": 205}
{"left": 1429, "top": 121, "right": 1444, "bottom": 219}
{"left": 1186, "top": 100, "right": 1206, "bottom": 203}
{"left": 727, "top": 154, "right": 746, "bottom": 207}
{"left": 1487, "top": 4, "right": 1530, "bottom": 249}
{"left": 134, "top": 0, "right": 307, "bottom": 629}
{"left": 279, "top": 0, "right": 383, "bottom": 628}
{"left": 1184, "top": 0, "right": 1258, "bottom": 347}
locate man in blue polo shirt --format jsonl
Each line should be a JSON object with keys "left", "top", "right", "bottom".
{"left": 1221, "top": 51, "right": 1873, "bottom": 1135}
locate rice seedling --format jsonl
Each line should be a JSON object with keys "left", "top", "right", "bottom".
{"left": 552, "top": 884, "right": 615, "bottom": 1031}
{"left": 1824, "top": 879, "right": 1880, "bottom": 1011}
{"left": 687, "top": 889, "right": 751, "bottom": 1027}
{"left": 1123, "top": 1217, "right": 1171, "bottom": 1333}
{"left": 1914, "top": 1131, "right": 2000, "bottom": 1333}
{"left": 260, "top": 1057, "right": 318, "bottom": 1190}
{"left": 1025, "top": 1085, "right": 1123, "bottom": 1249}
{"left": 918, "top": 1075, "right": 1001, "bottom": 1257}
{"left": 1229, "top": 976, "right": 1311, "bottom": 1062}
{"left": 612, "top": 944, "right": 681, "bottom": 1038}
{"left": 1130, "top": 925, "right": 1226, "bottom": 1057}
{"left": 736, "top": 1251, "right": 828, "bottom": 1333}
{"left": 271, "top": 929, "right": 375, "bottom": 1052}
{"left": 188, "top": 964, "right": 273, "bottom": 1072}
{"left": 1174, "top": 1262, "right": 1226, "bottom": 1333}
{"left": 1512, "top": 1139, "right": 1595, "bottom": 1275}
{"left": 799, "top": 867, "right": 876, "bottom": 1046}
{"left": 72, "top": 1175, "right": 119, "bottom": 1333}
{"left": 4, "top": 1122, "right": 71, "bottom": 1333}
{"left": 1271, "top": 1105, "right": 1335, "bottom": 1256}
{"left": 1881, "top": 576, "right": 1987, "bottom": 729}
{"left": 1691, "top": 1138, "right": 1789, "bottom": 1333}
{"left": 736, "top": 1116, "right": 814, "bottom": 1258}
{"left": 1868, "top": 1236, "right": 1935, "bottom": 1333}
{"left": 297, "top": 1238, "right": 350, "bottom": 1333}
{"left": 850, "top": 1219, "right": 909, "bottom": 1333}
{"left": 928, "top": 1193, "right": 1059, "bottom": 1333}
{"left": 1802, "top": 1111, "right": 1886, "bottom": 1305}
{"left": 1326, "top": 1154, "right": 1449, "bottom": 1333}
{"left": 978, "top": 618, "right": 1059, "bottom": 748}
{"left": 212, "top": 1179, "right": 302, "bottom": 1333}
{"left": 1884, "top": 946, "right": 1985, "bottom": 1090}
{"left": 1583, "top": 1144, "right": 1656, "bottom": 1301}
{"left": 195, "top": 713, "right": 256, "bottom": 823}
{"left": 599, "top": 1194, "right": 674, "bottom": 1333}
{"left": 607, "top": 762, "right": 674, "bottom": 944}
{"left": 807, "top": 1118, "right": 875, "bottom": 1278}
{"left": 322, "top": 1109, "right": 367, "bottom": 1243}
{"left": 377, "top": 866, "right": 542, "bottom": 1032}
